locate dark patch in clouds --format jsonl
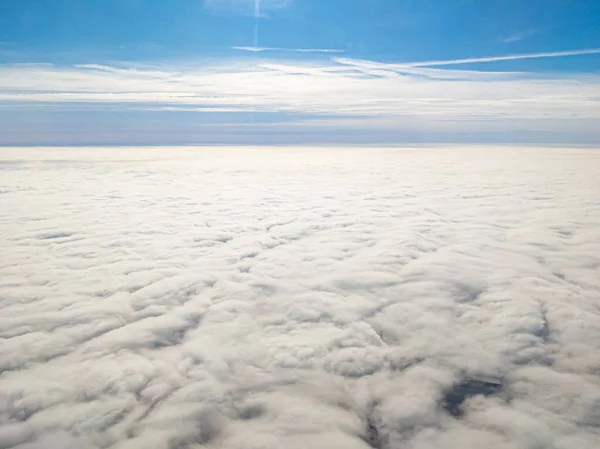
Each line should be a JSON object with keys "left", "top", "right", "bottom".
{"left": 0, "top": 146, "right": 599, "bottom": 449}
{"left": 443, "top": 378, "right": 504, "bottom": 417}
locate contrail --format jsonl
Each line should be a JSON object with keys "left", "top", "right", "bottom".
{"left": 254, "top": 0, "right": 261, "bottom": 47}
{"left": 334, "top": 48, "right": 600, "bottom": 70}
{"left": 405, "top": 48, "right": 600, "bottom": 67}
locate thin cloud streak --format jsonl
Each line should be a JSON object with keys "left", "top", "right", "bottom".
{"left": 402, "top": 48, "right": 600, "bottom": 67}
{"left": 253, "top": 0, "right": 260, "bottom": 47}
{"left": 503, "top": 29, "right": 537, "bottom": 44}
{"left": 232, "top": 46, "right": 345, "bottom": 53}
{"left": 204, "top": 0, "right": 290, "bottom": 18}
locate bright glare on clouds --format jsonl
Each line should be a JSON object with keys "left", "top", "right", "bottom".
{"left": 1, "top": 146, "right": 600, "bottom": 449}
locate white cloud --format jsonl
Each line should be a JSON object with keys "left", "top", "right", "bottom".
{"left": 0, "top": 51, "right": 599, "bottom": 141}
{"left": 503, "top": 29, "right": 537, "bottom": 44}
{"left": 1, "top": 146, "right": 600, "bottom": 448}
{"left": 397, "top": 48, "right": 600, "bottom": 67}
{"left": 232, "top": 46, "right": 345, "bottom": 53}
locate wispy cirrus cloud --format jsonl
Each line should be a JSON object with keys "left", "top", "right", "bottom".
{"left": 232, "top": 46, "right": 344, "bottom": 53}
{"left": 503, "top": 29, "right": 537, "bottom": 43}
{"left": 0, "top": 48, "right": 599, "bottom": 144}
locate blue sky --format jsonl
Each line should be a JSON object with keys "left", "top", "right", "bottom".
{"left": 1, "top": 0, "right": 600, "bottom": 145}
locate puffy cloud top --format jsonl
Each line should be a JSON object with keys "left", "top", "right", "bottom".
{"left": 1, "top": 146, "right": 599, "bottom": 449}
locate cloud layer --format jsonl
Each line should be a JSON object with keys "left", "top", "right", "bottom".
{"left": 1, "top": 146, "right": 599, "bottom": 449}
{"left": 1, "top": 52, "right": 599, "bottom": 144}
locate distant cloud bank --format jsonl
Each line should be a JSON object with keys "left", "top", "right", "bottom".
{"left": 0, "top": 48, "right": 599, "bottom": 144}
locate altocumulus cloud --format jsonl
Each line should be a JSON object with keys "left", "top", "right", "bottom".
{"left": 0, "top": 146, "right": 600, "bottom": 449}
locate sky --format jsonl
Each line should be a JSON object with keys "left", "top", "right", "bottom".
{"left": 1, "top": 0, "right": 600, "bottom": 145}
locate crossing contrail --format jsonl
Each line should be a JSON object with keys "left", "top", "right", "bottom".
{"left": 254, "top": 0, "right": 260, "bottom": 47}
